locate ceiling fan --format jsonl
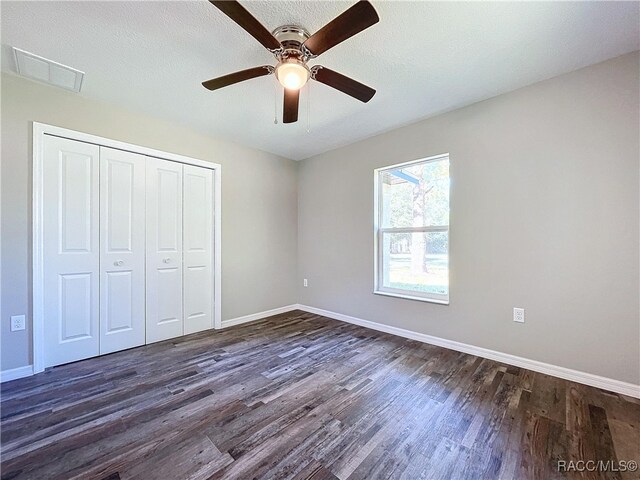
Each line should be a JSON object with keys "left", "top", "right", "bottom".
{"left": 203, "top": 0, "right": 379, "bottom": 123}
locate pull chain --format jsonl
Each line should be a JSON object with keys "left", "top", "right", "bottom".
{"left": 306, "top": 81, "right": 311, "bottom": 133}
{"left": 273, "top": 78, "right": 279, "bottom": 124}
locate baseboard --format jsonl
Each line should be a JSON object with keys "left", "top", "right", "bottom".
{"left": 221, "top": 304, "right": 299, "bottom": 328}
{"left": 1, "top": 365, "right": 34, "bottom": 383}
{"left": 296, "top": 304, "right": 640, "bottom": 399}
{"left": 7, "top": 306, "right": 636, "bottom": 397}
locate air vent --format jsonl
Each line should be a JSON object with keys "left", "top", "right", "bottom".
{"left": 12, "top": 47, "right": 84, "bottom": 93}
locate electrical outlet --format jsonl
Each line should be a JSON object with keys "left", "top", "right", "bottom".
{"left": 303, "top": 278, "right": 308, "bottom": 287}
{"left": 513, "top": 308, "right": 525, "bottom": 323}
{"left": 11, "top": 315, "right": 26, "bottom": 331}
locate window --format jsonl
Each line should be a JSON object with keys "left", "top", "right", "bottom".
{"left": 374, "top": 154, "right": 450, "bottom": 304}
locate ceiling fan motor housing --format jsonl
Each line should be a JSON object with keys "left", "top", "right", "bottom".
{"left": 272, "top": 25, "right": 311, "bottom": 59}
{"left": 272, "top": 25, "right": 312, "bottom": 91}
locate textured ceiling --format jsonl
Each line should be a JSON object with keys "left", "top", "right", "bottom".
{"left": 2, "top": 1, "right": 639, "bottom": 160}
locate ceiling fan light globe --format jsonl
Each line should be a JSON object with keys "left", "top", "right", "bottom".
{"left": 276, "top": 61, "right": 309, "bottom": 90}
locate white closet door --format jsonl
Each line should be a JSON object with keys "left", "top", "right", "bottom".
{"left": 146, "top": 157, "right": 183, "bottom": 343}
{"left": 183, "top": 165, "right": 214, "bottom": 334}
{"left": 99, "top": 147, "right": 146, "bottom": 354}
{"left": 43, "top": 136, "right": 100, "bottom": 367}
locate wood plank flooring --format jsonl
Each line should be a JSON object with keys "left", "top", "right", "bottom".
{"left": 1, "top": 310, "right": 638, "bottom": 479}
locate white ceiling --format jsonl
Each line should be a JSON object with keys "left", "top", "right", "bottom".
{"left": 2, "top": 1, "right": 639, "bottom": 160}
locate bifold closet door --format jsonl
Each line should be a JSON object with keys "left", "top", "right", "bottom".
{"left": 183, "top": 165, "right": 214, "bottom": 334}
{"left": 43, "top": 136, "right": 100, "bottom": 367}
{"left": 146, "top": 157, "right": 184, "bottom": 343}
{"left": 99, "top": 147, "right": 146, "bottom": 354}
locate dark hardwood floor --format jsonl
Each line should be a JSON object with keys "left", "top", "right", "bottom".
{"left": 1, "top": 310, "right": 638, "bottom": 480}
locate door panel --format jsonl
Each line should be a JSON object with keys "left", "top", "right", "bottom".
{"left": 157, "top": 267, "right": 182, "bottom": 325}
{"left": 106, "top": 160, "right": 135, "bottom": 252}
{"left": 158, "top": 172, "right": 181, "bottom": 252}
{"left": 43, "top": 136, "right": 100, "bottom": 367}
{"left": 59, "top": 154, "right": 93, "bottom": 252}
{"left": 183, "top": 165, "right": 214, "bottom": 334}
{"left": 146, "top": 157, "right": 183, "bottom": 343}
{"left": 99, "top": 147, "right": 146, "bottom": 354}
{"left": 59, "top": 273, "right": 93, "bottom": 341}
{"left": 104, "top": 271, "right": 134, "bottom": 332}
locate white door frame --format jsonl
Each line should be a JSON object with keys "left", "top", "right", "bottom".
{"left": 32, "top": 122, "right": 222, "bottom": 374}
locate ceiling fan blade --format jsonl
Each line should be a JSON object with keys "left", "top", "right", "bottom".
{"left": 209, "top": 1, "right": 281, "bottom": 51}
{"left": 202, "top": 66, "right": 272, "bottom": 91}
{"left": 312, "top": 67, "right": 376, "bottom": 103}
{"left": 283, "top": 88, "right": 300, "bottom": 124}
{"left": 303, "top": 1, "right": 379, "bottom": 57}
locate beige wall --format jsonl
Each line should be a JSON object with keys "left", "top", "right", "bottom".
{"left": 1, "top": 73, "right": 298, "bottom": 370}
{"left": 3, "top": 53, "right": 638, "bottom": 385}
{"left": 297, "top": 53, "right": 640, "bottom": 385}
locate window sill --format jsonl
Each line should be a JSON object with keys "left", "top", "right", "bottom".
{"left": 373, "top": 290, "right": 449, "bottom": 305}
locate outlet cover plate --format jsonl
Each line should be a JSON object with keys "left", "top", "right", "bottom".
{"left": 513, "top": 308, "right": 525, "bottom": 323}
{"left": 11, "top": 315, "right": 26, "bottom": 331}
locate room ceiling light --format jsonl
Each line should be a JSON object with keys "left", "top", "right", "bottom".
{"left": 275, "top": 59, "right": 309, "bottom": 90}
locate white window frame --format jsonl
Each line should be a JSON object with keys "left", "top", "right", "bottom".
{"left": 373, "top": 153, "right": 450, "bottom": 305}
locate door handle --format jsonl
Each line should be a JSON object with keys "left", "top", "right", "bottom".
{"left": 163, "top": 258, "right": 171, "bottom": 264}
{"left": 114, "top": 260, "right": 124, "bottom": 266}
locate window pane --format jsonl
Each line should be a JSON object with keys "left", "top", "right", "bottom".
{"left": 381, "top": 231, "right": 448, "bottom": 296}
{"left": 381, "top": 158, "right": 449, "bottom": 228}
